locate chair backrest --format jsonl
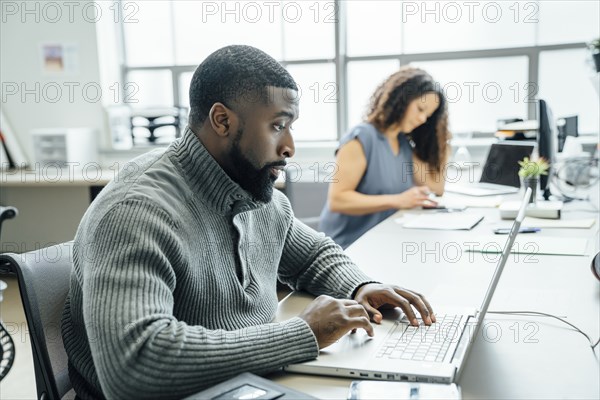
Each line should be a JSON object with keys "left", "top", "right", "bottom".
{"left": 0, "top": 206, "right": 18, "bottom": 243}
{"left": 0, "top": 242, "right": 74, "bottom": 400}
{"left": 284, "top": 175, "right": 330, "bottom": 231}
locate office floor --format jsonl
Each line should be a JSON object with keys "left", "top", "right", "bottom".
{"left": 0, "top": 277, "right": 293, "bottom": 400}
{"left": 0, "top": 276, "right": 36, "bottom": 399}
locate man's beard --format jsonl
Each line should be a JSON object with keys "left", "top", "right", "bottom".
{"left": 229, "top": 129, "right": 283, "bottom": 203}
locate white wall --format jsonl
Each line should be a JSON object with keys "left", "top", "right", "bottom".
{"left": 0, "top": 0, "right": 106, "bottom": 164}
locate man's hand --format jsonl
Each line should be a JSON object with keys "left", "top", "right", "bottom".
{"left": 354, "top": 283, "right": 436, "bottom": 327}
{"left": 298, "top": 295, "right": 374, "bottom": 350}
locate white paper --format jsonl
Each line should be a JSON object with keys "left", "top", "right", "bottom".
{"left": 401, "top": 213, "right": 484, "bottom": 230}
{"left": 438, "top": 193, "right": 503, "bottom": 208}
{"left": 349, "top": 381, "right": 461, "bottom": 400}
{"left": 465, "top": 235, "right": 589, "bottom": 256}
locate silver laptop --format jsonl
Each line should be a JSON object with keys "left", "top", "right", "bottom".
{"left": 284, "top": 188, "right": 532, "bottom": 383}
{"left": 446, "top": 142, "right": 534, "bottom": 196}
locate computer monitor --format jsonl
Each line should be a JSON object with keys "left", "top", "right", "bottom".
{"left": 480, "top": 143, "right": 535, "bottom": 187}
{"left": 557, "top": 115, "right": 578, "bottom": 152}
{"left": 537, "top": 99, "right": 558, "bottom": 200}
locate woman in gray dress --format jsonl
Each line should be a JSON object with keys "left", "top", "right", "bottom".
{"left": 320, "top": 67, "right": 451, "bottom": 249}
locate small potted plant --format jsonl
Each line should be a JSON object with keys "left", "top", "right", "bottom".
{"left": 590, "top": 38, "right": 600, "bottom": 73}
{"left": 518, "top": 157, "right": 549, "bottom": 203}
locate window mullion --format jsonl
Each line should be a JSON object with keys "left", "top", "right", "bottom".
{"left": 335, "top": 0, "right": 347, "bottom": 138}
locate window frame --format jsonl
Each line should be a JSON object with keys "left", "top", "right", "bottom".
{"left": 115, "top": 0, "right": 591, "bottom": 142}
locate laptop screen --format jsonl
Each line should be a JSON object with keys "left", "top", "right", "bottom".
{"left": 479, "top": 143, "right": 534, "bottom": 187}
{"left": 477, "top": 188, "right": 531, "bottom": 319}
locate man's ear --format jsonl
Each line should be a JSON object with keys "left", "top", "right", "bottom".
{"left": 208, "top": 103, "right": 235, "bottom": 137}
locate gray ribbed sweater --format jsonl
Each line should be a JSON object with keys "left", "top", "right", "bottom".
{"left": 61, "top": 127, "right": 373, "bottom": 399}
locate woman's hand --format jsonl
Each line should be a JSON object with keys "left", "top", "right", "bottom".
{"left": 393, "top": 186, "right": 437, "bottom": 209}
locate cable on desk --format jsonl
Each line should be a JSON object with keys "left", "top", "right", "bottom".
{"left": 551, "top": 156, "right": 599, "bottom": 205}
{"left": 489, "top": 310, "right": 600, "bottom": 356}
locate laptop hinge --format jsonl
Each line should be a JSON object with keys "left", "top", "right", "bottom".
{"left": 451, "top": 314, "right": 479, "bottom": 381}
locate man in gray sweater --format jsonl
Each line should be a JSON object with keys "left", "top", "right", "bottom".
{"left": 61, "top": 45, "right": 435, "bottom": 399}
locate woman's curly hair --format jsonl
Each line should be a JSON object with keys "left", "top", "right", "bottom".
{"left": 366, "top": 66, "right": 451, "bottom": 171}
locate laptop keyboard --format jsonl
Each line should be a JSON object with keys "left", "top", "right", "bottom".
{"left": 375, "top": 314, "right": 463, "bottom": 363}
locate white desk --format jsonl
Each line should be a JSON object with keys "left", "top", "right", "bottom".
{"left": 0, "top": 167, "right": 287, "bottom": 251}
{"left": 0, "top": 168, "right": 117, "bottom": 251}
{"left": 271, "top": 197, "right": 600, "bottom": 399}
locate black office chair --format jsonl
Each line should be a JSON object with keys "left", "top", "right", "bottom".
{"left": 0, "top": 279, "right": 15, "bottom": 381}
{"left": 0, "top": 206, "right": 18, "bottom": 244}
{"left": 0, "top": 205, "right": 18, "bottom": 380}
{"left": 0, "top": 242, "right": 74, "bottom": 399}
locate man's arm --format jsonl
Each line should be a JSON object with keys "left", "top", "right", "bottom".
{"left": 277, "top": 213, "right": 377, "bottom": 299}
{"left": 277, "top": 207, "right": 435, "bottom": 339}
{"left": 81, "top": 200, "right": 318, "bottom": 399}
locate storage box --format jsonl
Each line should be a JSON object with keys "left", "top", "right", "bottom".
{"left": 31, "top": 128, "right": 98, "bottom": 169}
{"left": 499, "top": 200, "right": 563, "bottom": 219}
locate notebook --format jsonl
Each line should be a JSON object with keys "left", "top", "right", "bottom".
{"left": 283, "top": 189, "right": 533, "bottom": 384}
{"left": 446, "top": 142, "right": 534, "bottom": 196}
{"left": 399, "top": 213, "right": 484, "bottom": 230}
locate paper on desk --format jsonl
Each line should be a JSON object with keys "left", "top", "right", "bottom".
{"left": 464, "top": 235, "right": 589, "bottom": 256}
{"left": 438, "top": 193, "right": 502, "bottom": 208}
{"left": 399, "top": 213, "right": 484, "bottom": 230}
{"left": 522, "top": 217, "right": 596, "bottom": 229}
{"left": 348, "top": 381, "right": 461, "bottom": 400}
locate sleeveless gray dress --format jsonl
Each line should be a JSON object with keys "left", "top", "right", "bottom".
{"left": 319, "top": 123, "right": 414, "bottom": 248}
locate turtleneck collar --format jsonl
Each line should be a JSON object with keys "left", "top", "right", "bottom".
{"left": 168, "top": 126, "right": 262, "bottom": 215}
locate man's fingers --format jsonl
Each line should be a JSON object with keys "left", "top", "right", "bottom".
{"left": 346, "top": 304, "right": 369, "bottom": 317}
{"left": 396, "top": 298, "right": 418, "bottom": 326}
{"left": 352, "top": 284, "right": 437, "bottom": 329}
{"left": 301, "top": 296, "right": 380, "bottom": 349}
{"left": 413, "top": 291, "right": 436, "bottom": 323}
{"left": 376, "top": 289, "right": 419, "bottom": 326}
{"left": 348, "top": 316, "right": 374, "bottom": 337}
{"left": 344, "top": 304, "right": 374, "bottom": 336}
{"left": 347, "top": 303, "right": 383, "bottom": 324}
{"left": 394, "top": 289, "right": 432, "bottom": 325}
{"left": 357, "top": 301, "right": 383, "bottom": 323}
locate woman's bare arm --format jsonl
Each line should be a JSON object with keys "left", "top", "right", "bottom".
{"left": 327, "top": 140, "right": 429, "bottom": 215}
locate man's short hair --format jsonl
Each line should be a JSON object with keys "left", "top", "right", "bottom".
{"left": 188, "top": 45, "right": 298, "bottom": 127}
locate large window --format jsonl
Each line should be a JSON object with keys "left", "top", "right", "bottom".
{"left": 412, "top": 57, "right": 529, "bottom": 133}
{"left": 109, "top": 0, "right": 600, "bottom": 145}
{"left": 538, "top": 49, "right": 600, "bottom": 134}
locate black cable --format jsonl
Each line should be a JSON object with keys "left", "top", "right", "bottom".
{"left": 489, "top": 310, "right": 600, "bottom": 356}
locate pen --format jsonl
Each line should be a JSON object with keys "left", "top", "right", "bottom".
{"left": 427, "top": 207, "right": 465, "bottom": 213}
{"left": 493, "top": 227, "right": 541, "bottom": 234}
{"left": 519, "top": 227, "right": 541, "bottom": 233}
{"left": 423, "top": 205, "right": 466, "bottom": 212}
{"left": 436, "top": 208, "right": 466, "bottom": 213}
